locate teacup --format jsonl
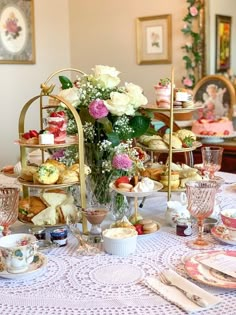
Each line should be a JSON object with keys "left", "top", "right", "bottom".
{"left": 0, "top": 233, "right": 37, "bottom": 273}
{"left": 221, "top": 209, "right": 236, "bottom": 240}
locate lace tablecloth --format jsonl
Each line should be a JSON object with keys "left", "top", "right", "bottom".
{"left": 0, "top": 173, "right": 236, "bottom": 315}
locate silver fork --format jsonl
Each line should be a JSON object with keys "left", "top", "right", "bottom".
{"left": 159, "top": 272, "right": 208, "bottom": 307}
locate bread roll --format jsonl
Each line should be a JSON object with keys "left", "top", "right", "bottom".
{"left": 34, "top": 163, "right": 59, "bottom": 184}
{"left": 20, "top": 166, "right": 38, "bottom": 181}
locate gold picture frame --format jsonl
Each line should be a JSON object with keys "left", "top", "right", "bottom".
{"left": 136, "top": 14, "right": 172, "bottom": 65}
{"left": 0, "top": 0, "right": 35, "bottom": 64}
{"left": 193, "top": 75, "right": 235, "bottom": 119}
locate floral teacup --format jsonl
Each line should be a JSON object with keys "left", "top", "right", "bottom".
{"left": 0, "top": 233, "right": 37, "bottom": 273}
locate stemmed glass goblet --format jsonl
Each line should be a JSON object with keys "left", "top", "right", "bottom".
{"left": 82, "top": 206, "right": 109, "bottom": 243}
{"left": 185, "top": 180, "right": 218, "bottom": 249}
{"left": 201, "top": 146, "right": 224, "bottom": 179}
{"left": 0, "top": 187, "right": 19, "bottom": 236}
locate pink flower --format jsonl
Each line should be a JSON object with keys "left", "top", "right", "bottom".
{"left": 189, "top": 6, "right": 198, "bottom": 16}
{"left": 88, "top": 99, "right": 109, "bottom": 119}
{"left": 183, "top": 77, "right": 193, "bottom": 87}
{"left": 112, "top": 154, "right": 133, "bottom": 170}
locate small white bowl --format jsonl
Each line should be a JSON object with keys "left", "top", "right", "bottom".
{"left": 103, "top": 228, "right": 138, "bottom": 256}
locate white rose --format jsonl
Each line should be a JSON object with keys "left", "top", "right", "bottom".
{"left": 93, "top": 65, "right": 120, "bottom": 89}
{"left": 125, "top": 82, "right": 148, "bottom": 108}
{"left": 58, "top": 87, "right": 80, "bottom": 107}
{"left": 104, "top": 92, "right": 135, "bottom": 116}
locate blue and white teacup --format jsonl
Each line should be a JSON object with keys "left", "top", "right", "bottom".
{"left": 0, "top": 233, "right": 37, "bottom": 273}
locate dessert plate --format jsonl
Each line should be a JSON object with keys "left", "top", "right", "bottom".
{"left": 0, "top": 252, "right": 47, "bottom": 280}
{"left": 109, "top": 180, "right": 163, "bottom": 198}
{"left": 138, "top": 141, "right": 202, "bottom": 153}
{"left": 184, "top": 250, "right": 236, "bottom": 288}
{"left": 211, "top": 225, "right": 236, "bottom": 245}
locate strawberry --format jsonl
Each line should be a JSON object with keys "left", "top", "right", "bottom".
{"left": 22, "top": 132, "right": 31, "bottom": 139}
{"left": 115, "top": 176, "right": 130, "bottom": 188}
{"left": 134, "top": 224, "right": 144, "bottom": 235}
{"left": 29, "top": 130, "right": 39, "bottom": 138}
{"left": 50, "top": 111, "right": 65, "bottom": 118}
{"left": 224, "top": 130, "right": 230, "bottom": 135}
{"left": 182, "top": 136, "right": 194, "bottom": 148}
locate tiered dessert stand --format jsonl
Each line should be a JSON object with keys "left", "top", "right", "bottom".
{"left": 17, "top": 68, "right": 88, "bottom": 232}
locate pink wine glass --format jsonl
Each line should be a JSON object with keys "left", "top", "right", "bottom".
{"left": 0, "top": 187, "right": 19, "bottom": 236}
{"left": 185, "top": 180, "right": 218, "bottom": 249}
{"left": 201, "top": 146, "right": 224, "bottom": 179}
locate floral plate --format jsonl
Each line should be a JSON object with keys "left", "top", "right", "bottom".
{"left": 109, "top": 180, "right": 163, "bottom": 198}
{"left": 0, "top": 252, "right": 47, "bottom": 280}
{"left": 184, "top": 250, "right": 236, "bottom": 288}
{"left": 211, "top": 225, "right": 236, "bottom": 245}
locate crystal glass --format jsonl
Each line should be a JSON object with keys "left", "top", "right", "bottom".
{"left": 83, "top": 206, "right": 109, "bottom": 243}
{"left": 201, "top": 146, "right": 224, "bottom": 179}
{"left": 185, "top": 181, "right": 218, "bottom": 249}
{"left": 0, "top": 187, "right": 20, "bottom": 236}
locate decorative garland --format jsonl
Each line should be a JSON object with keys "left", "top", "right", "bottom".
{"left": 181, "top": 0, "right": 203, "bottom": 88}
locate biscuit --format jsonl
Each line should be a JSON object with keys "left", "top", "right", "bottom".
{"left": 138, "top": 219, "right": 153, "bottom": 225}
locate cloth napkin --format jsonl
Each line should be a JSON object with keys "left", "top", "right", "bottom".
{"left": 145, "top": 269, "right": 221, "bottom": 313}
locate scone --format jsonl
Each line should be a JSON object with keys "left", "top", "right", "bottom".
{"left": 45, "top": 159, "right": 66, "bottom": 173}
{"left": 20, "top": 166, "right": 38, "bottom": 181}
{"left": 163, "top": 134, "right": 182, "bottom": 149}
{"left": 68, "top": 163, "right": 91, "bottom": 176}
{"left": 175, "top": 129, "right": 196, "bottom": 142}
{"left": 148, "top": 139, "right": 169, "bottom": 150}
{"left": 33, "top": 163, "right": 60, "bottom": 184}
{"left": 57, "top": 170, "right": 79, "bottom": 184}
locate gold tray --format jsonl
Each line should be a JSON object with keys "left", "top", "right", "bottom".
{"left": 138, "top": 141, "right": 202, "bottom": 153}
{"left": 15, "top": 136, "right": 78, "bottom": 149}
{"left": 18, "top": 177, "right": 79, "bottom": 188}
{"left": 142, "top": 104, "right": 204, "bottom": 113}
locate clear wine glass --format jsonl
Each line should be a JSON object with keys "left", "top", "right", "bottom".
{"left": 0, "top": 187, "right": 20, "bottom": 236}
{"left": 83, "top": 206, "right": 109, "bottom": 243}
{"left": 201, "top": 146, "right": 224, "bottom": 179}
{"left": 185, "top": 180, "right": 218, "bottom": 249}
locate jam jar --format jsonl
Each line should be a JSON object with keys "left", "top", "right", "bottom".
{"left": 176, "top": 218, "right": 192, "bottom": 237}
{"left": 29, "top": 227, "right": 46, "bottom": 240}
{"left": 50, "top": 228, "right": 68, "bottom": 247}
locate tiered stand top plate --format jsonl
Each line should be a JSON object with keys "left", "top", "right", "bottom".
{"left": 142, "top": 104, "right": 204, "bottom": 113}
{"left": 138, "top": 141, "right": 202, "bottom": 153}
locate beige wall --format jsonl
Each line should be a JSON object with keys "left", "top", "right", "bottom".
{"left": 0, "top": 0, "right": 188, "bottom": 168}
{"left": 69, "top": 0, "right": 186, "bottom": 103}
{"left": 0, "top": 0, "right": 71, "bottom": 168}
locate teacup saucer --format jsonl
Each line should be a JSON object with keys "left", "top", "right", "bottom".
{"left": 211, "top": 225, "right": 236, "bottom": 245}
{"left": 0, "top": 252, "right": 47, "bottom": 280}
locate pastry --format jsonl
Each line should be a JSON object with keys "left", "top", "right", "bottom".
{"left": 57, "top": 170, "right": 79, "bottom": 184}
{"left": 68, "top": 163, "right": 91, "bottom": 175}
{"left": 33, "top": 163, "right": 60, "bottom": 184}
{"left": 20, "top": 166, "right": 38, "bottom": 181}
{"left": 142, "top": 221, "right": 158, "bottom": 234}
{"left": 175, "top": 129, "right": 196, "bottom": 142}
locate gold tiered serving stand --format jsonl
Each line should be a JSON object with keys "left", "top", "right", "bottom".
{"left": 18, "top": 68, "right": 88, "bottom": 233}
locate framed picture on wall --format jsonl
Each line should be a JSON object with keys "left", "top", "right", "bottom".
{"left": 136, "top": 14, "right": 172, "bottom": 65}
{"left": 215, "top": 15, "right": 231, "bottom": 72}
{"left": 0, "top": 0, "right": 35, "bottom": 64}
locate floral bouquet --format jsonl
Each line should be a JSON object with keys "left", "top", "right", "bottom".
{"left": 53, "top": 65, "right": 151, "bottom": 206}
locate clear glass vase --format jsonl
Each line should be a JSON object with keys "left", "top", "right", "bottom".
{"left": 110, "top": 191, "right": 131, "bottom": 220}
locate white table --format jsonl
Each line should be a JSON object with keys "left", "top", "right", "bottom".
{"left": 0, "top": 172, "right": 236, "bottom": 315}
